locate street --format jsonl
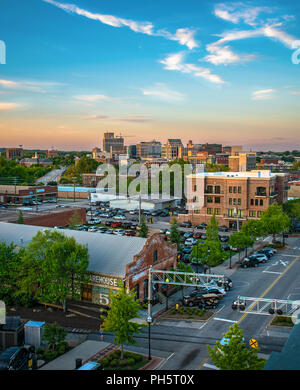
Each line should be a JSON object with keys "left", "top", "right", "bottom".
{"left": 87, "top": 235, "right": 300, "bottom": 370}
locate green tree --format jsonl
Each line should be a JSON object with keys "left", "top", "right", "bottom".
{"left": 260, "top": 202, "right": 291, "bottom": 242}
{"left": 206, "top": 213, "right": 219, "bottom": 241}
{"left": 229, "top": 232, "right": 254, "bottom": 258}
{"left": 207, "top": 323, "right": 265, "bottom": 370}
{"left": 241, "top": 219, "right": 265, "bottom": 241}
{"left": 42, "top": 322, "right": 67, "bottom": 351}
{"left": 17, "top": 210, "right": 24, "bottom": 224}
{"left": 169, "top": 218, "right": 181, "bottom": 249}
{"left": 18, "top": 230, "right": 89, "bottom": 311}
{"left": 138, "top": 215, "right": 148, "bottom": 238}
{"left": 101, "top": 288, "right": 146, "bottom": 360}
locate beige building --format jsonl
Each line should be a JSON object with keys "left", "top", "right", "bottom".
{"left": 161, "top": 139, "right": 184, "bottom": 160}
{"left": 179, "top": 170, "right": 289, "bottom": 229}
{"left": 229, "top": 153, "right": 257, "bottom": 172}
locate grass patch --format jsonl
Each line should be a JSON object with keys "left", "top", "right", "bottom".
{"left": 99, "top": 350, "right": 148, "bottom": 370}
{"left": 161, "top": 305, "right": 213, "bottom": 321}
{"left": 270, "top": 315, "right": 294, "bottom": 327}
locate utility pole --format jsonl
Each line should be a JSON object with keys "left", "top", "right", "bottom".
{"left": 139, "top": 193, "right": 141, "bottom": 225}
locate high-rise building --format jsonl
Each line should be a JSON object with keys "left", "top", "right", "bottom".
{"left": 229, "top": 153, "right": 257, "bottom": 172}
{"left": 5, "top": 147, "right": 23, "bottom": 160}
{"left": 136, "top": 141, "right": 161, "bottom": 159}
{"left": 161, "top": 139, "right": 184, "bottom": 160}
{"left": 102, "top": 132, "right": 125, "bottom": 156}
{"left": 201, "top": 143, "right": 223, "bottom": 154}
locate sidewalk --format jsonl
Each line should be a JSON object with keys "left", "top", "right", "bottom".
{"left": 39, "top": 340, "right": 110, "bottom": 370}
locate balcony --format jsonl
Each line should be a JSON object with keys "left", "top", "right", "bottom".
{"left": 255, "top": 192, "right": 267, "bottom": 197}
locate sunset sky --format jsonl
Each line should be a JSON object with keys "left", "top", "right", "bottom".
{"left": 0, "top": 0, "right": 300, "bottom": 151}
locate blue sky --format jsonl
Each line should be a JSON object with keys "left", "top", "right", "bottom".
{"left": 0, "top": 0, "right": 299, "bottom": 151}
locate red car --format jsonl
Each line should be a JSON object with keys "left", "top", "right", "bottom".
{"left": 193, "top": 233, "right": 202, "bottom": 239}
{"left": 124, "top": 230, "right": 136, "bottom": 236}
{"left": 111, "top": 221, "right": 122, "bottom": 228}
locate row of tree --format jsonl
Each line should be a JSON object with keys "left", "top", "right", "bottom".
{"left": 0, "top": 230, "right": 89, "bottom": 310}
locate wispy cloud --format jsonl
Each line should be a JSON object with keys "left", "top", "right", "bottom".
{"left": 141, "top": 83, "right": 186, "bottom": 102}
{"left": 83, "top": 114, "right": 152, "bottom": 122}
{"left": 73, "top": 94, "right": 116, "bottom": 102}
{"left": 160, "top": 53, "right": 225, "bottom": 84}
{"left": 252, "top": 89, "right": 277, "bottom": 100}
{"left": 43, "top": 0, "right": 198, "bottom": 50}
{"left": 0, "top": 102, "right": 20, "bottom": 111}
{"left": 0, "top": 78, "right": 64, "bottom": 93}
{"left": 214, "top": 3, "right": 273, "bottom": 26}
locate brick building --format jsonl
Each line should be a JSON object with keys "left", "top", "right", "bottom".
{"left": 0, "top": 185, "right": 58, "bottom": 205}
{"left": 0, "top": 223, "right": 177, "bottom": 305}
{"left": 178, "top": 170, "right": 288, "bottom": 229}
{"left": 5, "top": 148, "right": 23, "bottom": 160}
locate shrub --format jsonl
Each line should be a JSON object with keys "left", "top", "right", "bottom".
{"left": 119, "top": 359, "right": 128, "bottom": 367}
{"left": 109, "top": 359, "right": 118, "bottom": 367}
{"left": 127, "top": 358, "right": 135, "bottom": 366}
{"left": 134, "top": 354, "right": 143, "bottom": 362}
{"left": 44, "top": 349, "right": 58, "bottom": 362}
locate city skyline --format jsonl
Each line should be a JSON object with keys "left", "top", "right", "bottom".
{"left": 0, "top": 0, "right": 300, "bottom": 151}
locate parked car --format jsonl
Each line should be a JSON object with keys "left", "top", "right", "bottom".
{"left": 185, "top": 238, "right": 198, "bottom": 246}
{"left": 181, "top": 253, "right": 191, "bottom": 263}
{"left": 240, "top": 257, "right": 259, "bottom": 268}
{"left": 218, "top": 225, "right": 229, "bottom": 232}
{"left": 113, "top": 214, "right": 126, "bottom": 220}
{"left": 197, "top": 223, "right": 207, "bottom": 229}
{"left": 180, "top": 221, "right": 192, "bottom": 228}
{"left": 248, "top": 253, "right": 268, "bottom": 263}
{"left": 219, "top": 235, "right": 229, "bottom": 242}
{"left": 113, "top": 229, "right": 125, "bottom": 236}
{"left": 183, "top": 232, "right": 193, "bottom": 239}
{"left": 193, "top": 232, "right": 202, "bottom": 239}
{"left": 183, "top": 290, "right": 220, "bottom": 308}
{"left": 105, "top": 229, "right": 114, "bottom": 234}
{"left": 221, "top": 243, "right": 231, "bottom": 251}
{"left": 110, "top": 221, "right": 123, "bottom": 228}
{"left": 160, "top": 210, "right": 170, "bottom": 217}
{"left": 201, "top": 234, "right": 207, "bottom": 240}
{"left": 0, "top": 347, "right": 30, "bottom": 370}
{"left": 182, "top": 246, "right": 192, "bottom": 254}
{"left": 256, "top": 248, "right": 277, "bottom": 258}
{"left": 123, "top": 230, "right": 136, "bottom": 236}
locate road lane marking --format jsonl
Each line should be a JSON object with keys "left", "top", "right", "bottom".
{"left": 214, "top": 318, "right": 237, "bottom": 323}
{"left": 238, "top": 255, "right": 300, "bottom": 324}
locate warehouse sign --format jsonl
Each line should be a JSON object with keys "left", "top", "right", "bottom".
{"left": 90, "top": 273, "right": 123, "bottom": 289}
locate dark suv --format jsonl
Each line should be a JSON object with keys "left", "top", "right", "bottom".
{"left": 240, "top": 257, "right": 259, "bottom": 268}
{"left": 183, "top": 289, "right": 221, "bottom": 307}
{"left": 0, "top": 347, "right": 30, "bottom": 370}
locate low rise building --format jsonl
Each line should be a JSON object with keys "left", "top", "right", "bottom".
{"left": 0, "top": 223, "right": 177, "bottom": 305}
{"left": 0, "top": 185, "right": 58, "bottom": 205}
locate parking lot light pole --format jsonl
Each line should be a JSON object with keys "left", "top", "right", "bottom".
{"left": 147, "top": 315, "right": 152, "bottom": 361}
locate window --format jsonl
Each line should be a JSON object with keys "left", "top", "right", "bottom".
{"left": 233, "top": 187, "right": 237, "bottom": 193}
{"left": 153, "top": 250, "right": 158, "bottom": 263}
{"left": 257, "top": 211, "right": 263, "bottom": 218}
{"left": 260, "top": 199, "right": 263, "bottom": 206}
{"left": 228, "top": 209, "right": 235, "bottom": 217}
{"left": 193, "top": 185, "right": 197, "bottom": 192}
{"left": 229, "top": 186, "right": 232, "bottom": 193}
{"left": 206, "top": 185, "right": 213, "bottom": 193}
{"left": 215, "top": 186, "right": 221, "bottom": 194}
{"left": 250, "top": 199, "right": 254, "bottom": 206}
{"left": 207, "top": 208, "right": 213, "bottom": 215}
{"left": 215, "top": 196, "right": 221, "bottom": 204}
{"left": 238, "top": 186, "right": 242, "bottom": 194}
{"left": 229, "top": 198, "right": 232, "bottom": 205}
{"left": 255, "top": 199, "right": 259, "bottom": 206}
{"left": 237, "top": 198, "right": 241, "bottom": 206}
{"left": 256, "top": 187, "right": 267, "bottom": 196}
{"left": 207, "top": 196, "right": 213, "bottom": 203}
{"left": 249, "top": 210, "right": 256, "bottom": 217}
{"left": 238, "top": 210, "right": 244, "bottom": 218}
{"left": 215, "top": 208, "right": 220, "bottom": 215}
{"left": 193, "top": 196, "right": 198, "bottom": 203}
{"left": 233, "top": 198, "right": 237, "bottom": 205}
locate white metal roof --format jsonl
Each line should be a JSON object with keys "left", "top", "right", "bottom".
{"left": 0, "top": 222, "right": 147, "bottom": 277}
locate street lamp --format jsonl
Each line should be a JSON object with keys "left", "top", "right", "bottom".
{"left": 147, "top": 315, "right": 152, "bottom": 361}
